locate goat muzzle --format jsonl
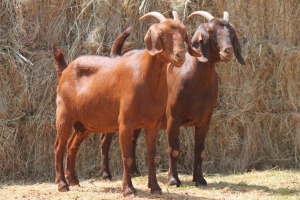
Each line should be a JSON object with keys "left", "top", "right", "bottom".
{"left": 172, "top": 50, "right": 186, "bottom": 67}
{"left": 220, "top": 46, "right": 234, "bottom": 62}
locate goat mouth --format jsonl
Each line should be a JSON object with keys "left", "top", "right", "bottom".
{"left": 219, "top": 52, "right": 233, "bottom": 62}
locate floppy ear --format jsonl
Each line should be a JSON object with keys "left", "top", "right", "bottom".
{"left": 185, "top": 34, "right": 201, "bottom": 57}
{"left": 144, "top": 25, "right": 163, "bottom": 56}
{"left": 232, "top": 28, "right": 246, "bottom": 65}
{"left": 191, "top": 25, "right": 209, "bottom": 62}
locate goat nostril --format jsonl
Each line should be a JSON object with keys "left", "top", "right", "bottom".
{"left": 175, "top": 52, "right": 185, "bottom": 62}
{"left": 223, "top": 47, "right": 233, "bottom": 55}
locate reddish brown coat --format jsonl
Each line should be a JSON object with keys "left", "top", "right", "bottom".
{"left": 98, "top": 11, "right": 245, "bottom": 187}
{"left": 53, "top": 12, "right": 200, "bottom": 198}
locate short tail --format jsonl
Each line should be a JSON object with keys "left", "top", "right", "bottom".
{"left": 53, "top": 46, "right": 68, "bottom": 77}
{"left": 110, "top": 26, "right": 133, "bottom": 57}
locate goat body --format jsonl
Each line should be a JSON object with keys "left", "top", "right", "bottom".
{"left": 98, "top": 11, "right": 245, "bottom": 187}
{"left": 54, "top": 11, "right": 200, "bottom": 197}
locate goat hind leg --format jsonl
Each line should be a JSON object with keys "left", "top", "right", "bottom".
{"left": 55, "top": 119, "right": 72, "bottom": 192}
{"left": 131, "top": 129, "right": 141, "bottom": 177}
{"left": 66, "top": 124, "right": 89, "bottom": 186}
{"left": 100, "top": 132, "right": 114, "bottom": 180}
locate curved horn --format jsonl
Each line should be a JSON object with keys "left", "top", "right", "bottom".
{"left": 172, "top": 11, "right": 179, "bottom": 20}
{"left": 139, "top": 12, "right": 166, "bottom": 22}
{"left": 223, "top": 11, "right": 229, "bottom": 21}
{"left": 187, "top": 11, "right": 214, "bottom": 21}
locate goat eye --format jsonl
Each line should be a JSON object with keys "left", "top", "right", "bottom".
{"left": 159, "top": 33, "right": 165, "bottom": 37}
{"left": 207, "top": 30, "right": 213, "bottom": 34}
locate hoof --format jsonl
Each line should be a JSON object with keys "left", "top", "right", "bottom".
{"left": 68, "top": 179, "right": 80, "bottom": 186}
{"left": 195, "top": 178, "right": 207, "bottom": 187}
{"left": 150, "top": 188, "right": 162, "bottom": 195}
{"left": 123, "top": 192, "right": 135, "bottom": 198}
{"left": 57, "top": 181, "right": 69, "bottom": 192}
{"left": 100, "top": 171, "right": 112, "bottom": 181}
{"left": 123, "top": 186, "right": 137, "bottom": 197}
{"left": 149, "top": 183, "right": 162, "bottom": 195}
{"left": 167, "top": 176, "right": 181, "bottom": 187}
{"left": 131, "top": 169, "right": 141, "bottom": 177}
{"left": 66, "top": 176, "right": 80, "bottom": 186}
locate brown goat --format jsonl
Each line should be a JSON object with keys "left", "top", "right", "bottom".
{"left": 53, "top": 11, "right": 200, "bottom": 197}
{"left": 98, "top": 10, "right": 245, "bottom": 186}
{"left": 165, "top": 11, "right": 245, "bottom": 187}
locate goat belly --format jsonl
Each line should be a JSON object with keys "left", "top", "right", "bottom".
{"left": 75, "top": 99, "right": 120, "bottom": 132}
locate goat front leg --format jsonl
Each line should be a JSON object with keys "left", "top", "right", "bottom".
{"left": 166, "top": 119, "right": 181, "bottom": 187}
{"left": 145, "top": 125, "right": 162, "bottom": 194}
{"left": 193, "top": 124, "right": 209, "bottom": 186}
{"left": 100, "top": 132, "right": 114, "bottom": 180}
{"left": 119, "top": 124, "right": 136, "bottom": 197}
{"left": 65, "top": 129, "right": 89, "bottom": 186}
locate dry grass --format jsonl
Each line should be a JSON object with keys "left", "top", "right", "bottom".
{"left": 0, "top": 0, "right": 300, "bottom": 182}
{"left": 1, "top": 170, "right": 300, "bottom": 199}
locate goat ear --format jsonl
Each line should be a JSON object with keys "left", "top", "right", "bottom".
{"left": 185, "top": 34, "right": 202, "bottom": 57}
{"left": 232, "top": 30, "right": 246, "bottom": 65}
{"left": 191, "top": 25, "right": 209, "bottom": 62}
{"left": 144, "top": 26, "right": 163, "bottom": 56}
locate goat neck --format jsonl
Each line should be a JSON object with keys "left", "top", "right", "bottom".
{"left": 140, "top": 50, "right": 168, "bottom": 99}
{"left": 186, "top": 53, "right": 217, "bottom": 87}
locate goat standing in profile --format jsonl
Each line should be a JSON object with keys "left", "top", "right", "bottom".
{"left": 53, "top": 11, "right": 200, "bottom": 197}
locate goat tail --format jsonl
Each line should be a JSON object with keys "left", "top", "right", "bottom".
{"left": 110, "top": 26, "right": 133, "bottom": 57}
{"left": 53, "top": 46, "right": 68, "bottom": 77}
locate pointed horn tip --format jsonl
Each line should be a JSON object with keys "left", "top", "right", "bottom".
{"left": 139, "top": 15, "right": 147, "bottom": 21}
{"left": 187, "top": 13, "right": 193, "bottom": 20}
{"left": 187, "top": 11, "right": 214, "bottom": 21}
{"left": 223, "top": 11, "right": 229, "bottom": 20}
{"left": 139, "top": 12, "right": 166, "bottom": 22}
{"left": 172, "top": 11, "right": 179, "bottom": 20}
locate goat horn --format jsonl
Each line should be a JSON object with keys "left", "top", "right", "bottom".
{"left": 223, "top": 11, "right": 229, "bottom": 21}
{"left": 139, "top": 12, "right": 166, "bottom": 22}
{"left": 172, "top": 11, "right": 179, "bottom": 20}
{"left": 187, "top": 11, "right": 214, "bottom": 21}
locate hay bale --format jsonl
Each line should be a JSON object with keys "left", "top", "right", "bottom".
{"left": 0, "top": 0, "right": 300, "bottom": 181}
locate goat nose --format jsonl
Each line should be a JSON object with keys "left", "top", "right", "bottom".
{"left": 222, "top": 46, "right": 233, "bottom": 55}
{"left": 175, "top": 51, "right": 186, "bottom": 62}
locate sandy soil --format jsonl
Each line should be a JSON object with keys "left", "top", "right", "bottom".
{"left": 1, "top": 170, "right": 299, "bottom": 199}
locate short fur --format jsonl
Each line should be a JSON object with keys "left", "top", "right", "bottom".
{"left": 53, "top": 12, "right": 200, "bottom": 198}
{"left": 98, "top": 11, "right": 245, "bottom": 187}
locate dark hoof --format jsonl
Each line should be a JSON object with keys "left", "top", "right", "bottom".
{"left": 57, "top": 180, "right": 69, "bottom": 192}
{"left": 167, "top": 176, "right": 181, "bottom": 187}
{"left": 123, "top": 186, "right": 137, "bottom": 197}
{"left": 66, "top": 175, "right": 80, "bottom": 186}
{"left": 101, "top": 171, "right": 112, "bottom": 181}
{"left": 149, "top": 182, "right": 162, "bottom": 194}
{"left": 195, "top": 178, "right": 207, "bottom": 187}
{"left": 131, "top": 169, "right": 141, "bottom": 177}
{"left": 151, "top": 188, "right": 162, "bottom": 195}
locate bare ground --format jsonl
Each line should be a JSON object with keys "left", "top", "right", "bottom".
{"left": 1, "top": 170, "right": 300, "bottom": 200}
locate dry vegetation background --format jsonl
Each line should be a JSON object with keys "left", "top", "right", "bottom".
{"left": 0, "top": 0, "right": 299, "bottom": 182}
